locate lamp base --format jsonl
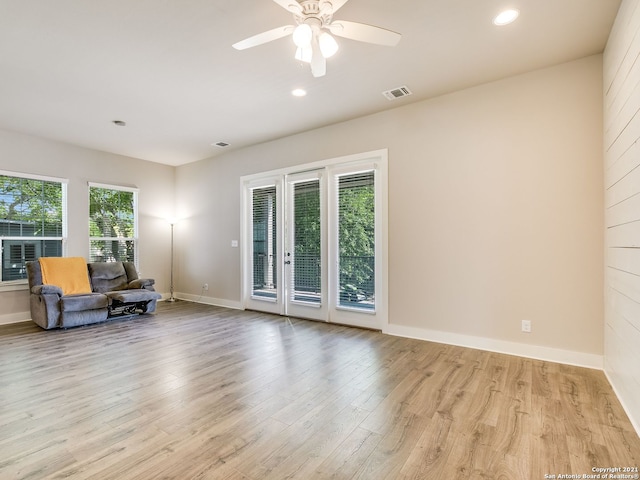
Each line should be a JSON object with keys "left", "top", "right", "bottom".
{"left": 166, "top": 297, "right": 178, "bottom": 303}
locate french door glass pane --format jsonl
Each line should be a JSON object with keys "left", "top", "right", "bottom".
{"left": 338, "top": 171, "right": 375, "bottom": 310}
{"left": 252, "top": 186, "right": 277, "bottom": 299}
{"left": 292, "top": 180, "right": 321, "bottom": 303}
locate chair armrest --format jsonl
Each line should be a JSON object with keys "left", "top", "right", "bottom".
{"left": 129, "top": 278, "right": 155, "bottom": 289}
{"left": 31, "top": 284, "right": 63, "bottom": 296}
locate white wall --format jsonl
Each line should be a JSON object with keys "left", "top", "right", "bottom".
{"left": 0, "top": 129, "right": 175, "bottom": 323}
{"left": 176, "top": 55, "right": 604, "bottom": 367}
{"left": 603, "top": 0, "right": 640, "bottom": 433}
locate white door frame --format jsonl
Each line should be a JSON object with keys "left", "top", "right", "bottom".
{"left": 241, "top": 149, "right": 388, "bottom": 330}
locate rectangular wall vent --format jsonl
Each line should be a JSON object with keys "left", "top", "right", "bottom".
{"left": 382, "top": 86, "right": 412, "bottom": 101}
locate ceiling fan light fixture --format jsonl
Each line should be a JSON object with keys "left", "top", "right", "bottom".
{"left": 232, "top": 0, "right": 402, "bottom": 78}
{"left": 318, "top": 32, "right": 339, "bottom": 58}
{"left": 295, "top": 45, "right": 313, "bottom": 63}
{"left": 292, "top": 23, "right": 313, "bottom": 47}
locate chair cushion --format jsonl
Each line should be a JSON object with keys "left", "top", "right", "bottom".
{"left": 60, "top": 293, "right": 109, "bottom": 312}
{"left": 88, "top": 262, "right": 129, "bottom": 293}
{"left": 106, "top": 289, "right": 161, "bottom": 303}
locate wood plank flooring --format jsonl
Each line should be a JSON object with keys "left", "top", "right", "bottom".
{"left": 0, "top": 301, "right": 638, "bottom": 479}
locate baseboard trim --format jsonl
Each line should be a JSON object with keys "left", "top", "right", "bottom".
{"left": 384, "top": 323, "right": 603, "bottom": 370}
{"left": 0, "top": 311, "right": 31, "bottom": 326}
{"left": 163, "top": 292, "right": 243, "bottom": 310}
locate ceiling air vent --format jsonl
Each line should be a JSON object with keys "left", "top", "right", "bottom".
{"left": 382, "top": 86, "right": 412, "bottom": 101}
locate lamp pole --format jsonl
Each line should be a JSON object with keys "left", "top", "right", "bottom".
{"left": 168, "top": 221, "right": 177, "bottom": 302}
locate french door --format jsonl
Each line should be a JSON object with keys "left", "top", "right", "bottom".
{"left": 242, "top": 151, "right": 387, "bottom": 329}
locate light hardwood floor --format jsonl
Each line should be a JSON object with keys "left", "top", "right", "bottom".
{"left": 0, "top": 301, "right": 638, "bottom": 479}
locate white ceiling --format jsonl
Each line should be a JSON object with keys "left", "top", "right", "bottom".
{"left": 0, "top": 0, "right": 621, "bottom": 166}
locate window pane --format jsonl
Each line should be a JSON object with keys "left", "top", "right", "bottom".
{"left": 338, "top": 171, "right": 375, "bottom": 310}
{"left": 89, "top": 186, "right": 136, "bottom": 264}
{"left": 1, "top": 239, "right": 62, "bottom": 280}
{"left": 0, "top": 175, "right": 63, "bottom": 238}
{"left": 89, "top": 187, "right": 135, "bottom": 238}
{"left": 89, "top": 239, "right": 135, "bottom": 263}
{"left": 292, "top": 180, "right": 321, "bottom": 303}
{"left": 252, "top": 186, "right": 277, "bottom": 299}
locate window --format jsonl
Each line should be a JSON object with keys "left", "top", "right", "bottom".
{"left": 89, "top": 183, "right": 138, "bottom": 264}
{"left": 0, "top": 171, "right": 67, "bottom": 282}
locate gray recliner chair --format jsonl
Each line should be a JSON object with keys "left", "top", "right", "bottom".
{"left": 27, "top": 260, "right": 161, "bottom": 329}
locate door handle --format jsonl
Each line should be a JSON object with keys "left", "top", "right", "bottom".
{"left": 284, "top": 260, "right": 291, "bottom": 265}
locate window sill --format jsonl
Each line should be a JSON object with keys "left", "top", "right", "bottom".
{"left": 0, "top": 281, "right": 29, "bottom": 293}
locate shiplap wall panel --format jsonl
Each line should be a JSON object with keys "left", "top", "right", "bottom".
{"left": 604, "top": 304, "right": 640, "bottom": 399}
{"left": 604, "top": 1, "right": 640, "bottom": 99}
{"left": 607, "top": 247, "right": 640, "bottom": 274}
{"left": 605, "top": 68, "right": 640, "bottom": 136}
{"left": 605, "top": 104, "right": 640, "bottom": 169}
{"left": 606, "top": 190, "right": 640, "bottom": 226}
{"left": 606, "top": 220, "right": 640, "bottom": 247}
{"left": 605, "top": 138, "right": 640, "bottom": 188}
{"left": 604, "top": 0, "right": 640, "bottom": 432}
{"left": 608, "top": 287, "right": 640, "bottom": 334}
{"left": 605, "top": 50, "right": 640, "bottom": 134}
{"left": 605, "top": 324, "right": 640, "bottom": 412}
{"left": 605, "top": 157, "right": 640, "bottom": 207}
{"left": 604, "top": 37, "right": 640, "bottom": 135}
{"left": 607, "top": 266, "right": 640, "bottom": 303}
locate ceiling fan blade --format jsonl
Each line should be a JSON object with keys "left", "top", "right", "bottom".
{"left": 271, "top": 0, "right": 303, "bottom": 14}
{"left": 232, "top": 25, "right": 294, "bottom": 50}
{"left": 311, "top": 48, "right": 326, "bottom": 77}
{"left": 329, "top": 20, "right": 401, "bottom": 46}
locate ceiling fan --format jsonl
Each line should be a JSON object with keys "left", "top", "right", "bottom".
{"left": 232, "top": 0, "right": 402, "bottom": 78}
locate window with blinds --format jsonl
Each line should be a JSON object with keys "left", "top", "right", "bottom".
{"left": 252, "top": 185, "right": 277, "bottom": 299}
{"left": 337, "top": 171, "right": 375, "bottom": 310}
{"left": 291, "top": 179, "right": 321, "bottom": 303}
{"left": 89, "top": 183, "right": 137, "bottom": 264}
{"left": 0, "top": 172, "right": 66, "bottom": 281}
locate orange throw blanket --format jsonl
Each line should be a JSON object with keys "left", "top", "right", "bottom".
{"left": 39, "top": 257, "right": 92, "bottom": 295}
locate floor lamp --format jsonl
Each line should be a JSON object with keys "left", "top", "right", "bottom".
{"left": 167, "top": 218, "right": 178, "bottom": 302}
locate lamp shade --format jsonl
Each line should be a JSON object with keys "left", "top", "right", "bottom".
{"left": 292, "top": 24, "right": 312, "bottom": 47}
{"left": 318, "top": 32, "right": 338, "bottom": 58}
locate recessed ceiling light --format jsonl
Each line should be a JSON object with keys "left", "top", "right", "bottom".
{"left": 493, "top": 9, "right": 519, "bottom": 26}
{"left": 292, "top": 88, "right": 307, "bottom": 97}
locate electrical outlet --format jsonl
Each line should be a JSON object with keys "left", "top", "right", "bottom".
{"left": 203, "top": 283, "right": 209, "bottom": 291}
{"left": 521, "top": 320, "right": 531, "bottom": 333}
